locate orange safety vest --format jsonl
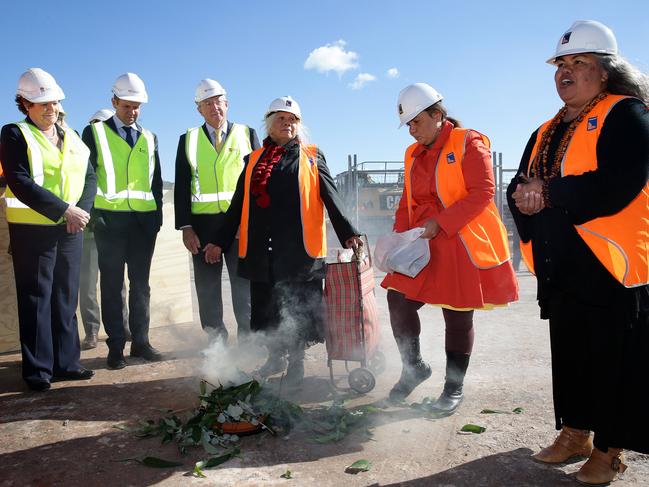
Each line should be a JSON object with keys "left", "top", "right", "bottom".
{"left": 520, "top": 94, "right": 649, "bottom": 287}
{"left": 239, "top": 144, "right": 327, "bottom": 259}
{"left": 404, "top": 128, "right": 510, "bottom": 269}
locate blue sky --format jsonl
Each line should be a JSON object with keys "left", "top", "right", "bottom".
{"left": 1, "top": 1, "right": 647, "bottom": 180}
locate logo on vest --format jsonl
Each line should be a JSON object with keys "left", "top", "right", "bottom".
{"left": 138, "top": 147, "right": 146, "bottom": 153}
{"left": 587, "top": 116, "right": 598, "bottom": 131}
{"left": 446, "top": 152, "right": 456, "bottom": 164}
{"left": 308, "top": 156, "right": 315, "bottom": 166}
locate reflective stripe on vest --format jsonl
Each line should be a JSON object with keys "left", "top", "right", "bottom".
{"left": 404, "top": 128, "right": 510, "bottom": 269}
{"left": 5, "top": 122, "right": 89, "bottom": 225}
{"left": 185, "top": 123, "right": 252, "bottom": 214}
{"left": 239, "top": 144, "right": 326, "bottom": 259}
{"left": 92, "top": 122, "right": 156, "bottom": 211}
{"left": 522, "top": 94, "right": 649, "bottom": 287}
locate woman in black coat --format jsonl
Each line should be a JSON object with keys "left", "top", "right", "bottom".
{"left": 507, "top": 20, "right": 649, "bottom": 485}
{"left": 208, "top": 96, "right": 361, "bottom": 386}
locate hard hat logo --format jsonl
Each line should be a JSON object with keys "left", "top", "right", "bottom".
{"left": 561, "top": 32, "right": 572, "bottom": 44}
{"left": 286, "top": 100, "right": 292, "bottom": 107}
{"left": 398, "top": 104, "right": 404, "bottom": 115}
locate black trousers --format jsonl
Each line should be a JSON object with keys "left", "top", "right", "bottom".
{"left": 79, "top": 230, "right": 128, "bottom": 337}
{"left": 192, "top": 239, "right": 250, "bottom": 338}
{"left": 547, "top": 291, "right": 649, "bottom": 453}
{"left": 94, "top": 215, "right": 157, "bottom": 352}
{"left": 250, "top": 279, "right": 325, "bottom": 348}
{"left": 9, "top": 224, "right": 82, "bottom": 381}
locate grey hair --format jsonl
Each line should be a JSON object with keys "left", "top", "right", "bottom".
{"left": 597, "top": 54, "right": 649, "bottom": 104}
{"left": 264, "top": 112, "right": 311, "bottom": 146}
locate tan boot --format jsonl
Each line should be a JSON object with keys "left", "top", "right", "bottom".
{"left": 532, "top": 426, "right": 593, "bottom": 463}
{"left": 576, "top": 447, "right": 627, "bottom": 486}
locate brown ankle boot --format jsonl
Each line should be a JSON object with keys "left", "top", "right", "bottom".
{"left": 532, "top": 426, "right": 593, "bottom": 463}
{"left": 576, "top": 447, "right": 627, "bottom": 486}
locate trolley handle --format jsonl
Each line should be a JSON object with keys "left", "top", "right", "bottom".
{"left": 352, "top": 234, "right": 372, "bottom": 267}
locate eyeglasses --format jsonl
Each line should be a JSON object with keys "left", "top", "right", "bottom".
{"left": 200, "top": 97, "right": 227, "bottom": 107}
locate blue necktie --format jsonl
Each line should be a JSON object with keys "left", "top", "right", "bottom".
{"left": 123, "top": 126, "right": 134, "bottom": 147}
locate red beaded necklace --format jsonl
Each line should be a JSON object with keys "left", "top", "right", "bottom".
{"left": 531, "top": 91, "right": 609, "bottom": 181}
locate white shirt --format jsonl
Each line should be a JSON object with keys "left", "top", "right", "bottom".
{"left": 112, "top": 115, "right": 140, "bottom": 143}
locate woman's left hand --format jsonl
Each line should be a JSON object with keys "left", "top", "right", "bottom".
{"left": 345, "top": 235, "right": 364, "bottom": 249}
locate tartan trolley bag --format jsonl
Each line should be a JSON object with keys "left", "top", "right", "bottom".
{"left": 324, "top": 240, "right": 385, "bottom": 393}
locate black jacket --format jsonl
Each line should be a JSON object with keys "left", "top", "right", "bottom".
{"left": 81, "top": 117, "right": 163, "bottom": 235}
{"left": 174, "top": 121, "right": 260, "bottom": 245}
{"left": 0, "top": 119, "right": 96, "bottom": 222}
{"left": 215, "top": 137, "right": 359, "bottom": 282}
{"left": 506, "top": 98, "right": 649, "bottom": 310}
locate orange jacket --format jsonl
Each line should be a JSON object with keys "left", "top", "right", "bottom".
{"left": 239, "top": 144, "right": 326, "bottom": 259}
{"left": 404, "top": 128, "right": 510, "bottom": 269}
{"left": 521, "top": 94, "right": 649, "bottom": 287}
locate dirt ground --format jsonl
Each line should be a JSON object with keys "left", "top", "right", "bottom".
{"left": 1, "top": 271, "right": 647, "bottom": 487}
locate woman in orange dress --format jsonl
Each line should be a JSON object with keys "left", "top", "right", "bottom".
{"left": 382, "top": 83, "right": 518, "bottom": 413}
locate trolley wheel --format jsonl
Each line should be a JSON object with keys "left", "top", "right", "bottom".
{"left": 348, "top": 368, "right": 376, "bottom": 394}
{"left": 367, "top": 350, "right": 386, "bottom": 375}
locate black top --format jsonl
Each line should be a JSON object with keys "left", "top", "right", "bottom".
{"left": 215, "top": 137, "right": 359, "bottom": 282}
{"left": 173, "top": 122, "right": 260, "bottom": 245}
{"left": 0, "top": 118, "right": 97, "bottom": 221}
{"left": 506, "top": 97, "right": 649, "bottom": 312}
{"left": 81, "top": 118, "right": 163, "bottom": 233}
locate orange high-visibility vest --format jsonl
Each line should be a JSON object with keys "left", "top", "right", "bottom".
{"left": 404, "top": 128, "right": 510, "bottom": 269}
{"left": 239, "top": 144, "right": 326, "bottom": 259}
{"left": 521, "top": 94, "right": 649, "bottom": 287}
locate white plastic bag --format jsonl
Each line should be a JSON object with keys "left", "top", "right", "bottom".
{"left": 374, "top": 228, "right": 430, "bottom": 277}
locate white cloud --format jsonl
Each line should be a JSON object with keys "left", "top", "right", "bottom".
{"left": 304, "top": 40, "right": 359, "bottom": 76}
{"left": 387, "top": 67, "right": 399, "bottom": 78}
{"left": 349, "top": 73, "right": 377, "bottom": 90}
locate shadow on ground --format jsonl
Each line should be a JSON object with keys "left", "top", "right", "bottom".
{"left": 371, "top": 448, "right": 579, "bottom": 486}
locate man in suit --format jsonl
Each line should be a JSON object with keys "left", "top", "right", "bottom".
{"left": 79, "top": 108, "right": 129, "bottom": 350}
{"left": 82, "top": 73, "right": 163, "bottom": 369}
{"left": 174, "top": 79, "right": 259, "bottom": 342}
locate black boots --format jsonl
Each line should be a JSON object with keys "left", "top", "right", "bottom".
{"left": 389, "top": 337, "right": 432, "bottom": 401}
{"left": 430, "top": 351, "right": 470, "bottom": 415}
{"left": 285, "top": 342, "right": 305, "bottom": 387}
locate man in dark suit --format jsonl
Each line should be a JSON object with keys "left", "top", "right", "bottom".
{"left": 174, "top": 79, "right": 259, "bottom": 342}
{"left": 81, "top": 73, "right": 163, "bottom": 370}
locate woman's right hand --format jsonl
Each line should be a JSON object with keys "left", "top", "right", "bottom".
{"left": 420, "top": 218, "right": 440, "bottom": 239}
{"left": 64, "top": 205, "right": 90, "bottom": 233}
{"left": 511, "top": 177, "right": 545, "bottom": 215}
{"left": 203, "top": 243, "right": 222, "bottom": 264}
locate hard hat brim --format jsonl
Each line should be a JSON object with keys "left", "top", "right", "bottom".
{"left": 114, "top": 94, "right": 148, "bottom": 103}
{"left": 546, "top": 47, "right": 616, "bottom": 64}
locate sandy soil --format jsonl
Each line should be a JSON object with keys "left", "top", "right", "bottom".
{"left": 1, "top": 272, "right": 647, "bottom": 487}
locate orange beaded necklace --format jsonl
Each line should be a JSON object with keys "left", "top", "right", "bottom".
{"left": 530, "top": 91, "right": 609, "bottom": 180}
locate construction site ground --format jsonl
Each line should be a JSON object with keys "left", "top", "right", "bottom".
{"left": 1, "top": 271, "right": 648, "bottom": 487}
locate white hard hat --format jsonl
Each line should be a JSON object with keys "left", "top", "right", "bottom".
{"left": 195, "top": 79, "right": 226, "bottom": 103}
{"left": 265, "top": 96, "right": 301, "bottom": 119}
{"left": 17, "top": 68, "right": 65, "bottom": 103}
{"left": 112, "top": 72, "right": 148, "bottom": 103}
{"left": 89, "top": 108, "right": 116, "bottom": 123}
{"left": 397, "top": 83, "right": 443, "bottom": 127}
{"left": 547, "top": 20, "right": 618, "bottom": 64}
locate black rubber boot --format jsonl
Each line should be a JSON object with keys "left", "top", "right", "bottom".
{"left": 389, "top": 337, "right": 432, "bottom": 402}
{"left": 430, "top": 351, "right": 470, "bottom": 415}
{"left": 256, "top": 340, "right": 288, "bottom": 378}
{"left": 284, "top": 342, "right": 305, "bottom": 387}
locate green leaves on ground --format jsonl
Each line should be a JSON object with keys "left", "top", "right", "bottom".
{"left": 345, "top": 459, "right": 371, "bottom": 474}
{"left": 480, "top": 407, "right": 524, "bottom": 414}
{"left": 460, "top": 424, "right": 486, "bottom": 434}
{"left": 307, "top": 401, "right": 381, "bottom": 443}
{"left": 192, "top": 447, "right": 240, "bottom": 478}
